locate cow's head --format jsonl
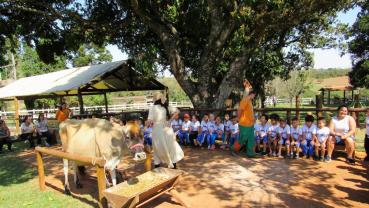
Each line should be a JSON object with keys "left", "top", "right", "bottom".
{"left": 122, "top": 121, "right": 146, "bottom": 161}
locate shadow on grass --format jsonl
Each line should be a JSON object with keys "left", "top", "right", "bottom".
{"left": 0, "top": 152, "right": 36, "bottom": 186}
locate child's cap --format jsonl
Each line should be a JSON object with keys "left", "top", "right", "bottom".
{"left": 184, "top": 113, "right": 190, "bottom": 119}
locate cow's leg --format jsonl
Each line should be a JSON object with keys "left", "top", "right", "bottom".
{"left": 111, "top": 169, "right": 117, "bottom": 186}
{"left": 72, "top": 162, "right": 83, "bottom": 189}
{"left": 63, "top": 159, "right": 71, "bottom": 195}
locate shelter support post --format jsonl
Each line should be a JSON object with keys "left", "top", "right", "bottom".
{"left": 316, "top": 94, "right": 323, "bottom": 117}
{"left": 322, "top": 90, "right": 325, "bottom": 105}
{"left": 14, "top": 97, "right": 20, "bottom": 134}
{"left": 77, "top": 88, "right": 84, "bottom": 114}
{"left": 328, "top": 90, "right": 331, "bottom": 105}
{"left": 343, "top": 90, "right": 346, "bottom": 103}
{"left": 104, "top": 93, "right": 108, "bottom": 113}
{"left": 351, "top": 90, "right": 354, "bottom": 101}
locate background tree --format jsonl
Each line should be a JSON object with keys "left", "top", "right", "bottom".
{"left": 349, "top": 2, "right": 369, "bottom": 88}
{"left": 0, "top": 0, "right": 354, "bottom": 108}
{"left": 70, "top": 43, "right": 113, "bottom": 67}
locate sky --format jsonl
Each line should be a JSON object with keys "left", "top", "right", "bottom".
{"left": 107, "top": 7, "right": 361, "bottom": 70}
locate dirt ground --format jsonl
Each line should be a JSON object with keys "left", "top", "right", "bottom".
{"left": 19, "top": 147, "right": 369, "bottom": 208}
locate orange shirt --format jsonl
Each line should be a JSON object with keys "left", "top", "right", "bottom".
{"left": 238, "top": 97, "right": 254, "bottom": 126}
{"left": 56, "top": 109, "right": 71, "bottom": 122}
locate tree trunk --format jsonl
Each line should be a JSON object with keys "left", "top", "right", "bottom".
{"left": 24, "top": 98, "right": 35, "bottom": 110}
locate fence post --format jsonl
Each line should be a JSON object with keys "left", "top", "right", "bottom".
{"left": 316, "top": 94, "right": 323, "bottom": 117}
{"left": 286, "top": 110, "right": 291, "bottom": 125}
{"left": 96, "top": 166, "right": 107, "bottom": 208}
{"left": 36, "top": 151, "right": 46, "bottom": 191}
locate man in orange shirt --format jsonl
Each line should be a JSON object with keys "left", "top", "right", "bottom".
{"left": 237, "top": 89, "right": 257, "bottom": 157}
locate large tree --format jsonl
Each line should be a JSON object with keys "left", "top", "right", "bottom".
{"left": 0, "top": 0, "right": 354, "bottom": 108}
{"left": 349, "top": 2, "right": 369, "bottom": 88}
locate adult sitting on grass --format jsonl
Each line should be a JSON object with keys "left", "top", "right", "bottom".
{"left": 0, "top": 119, "right": 12, "bottom": 153}
{"left": 327, "top": 105, "right": 356, "bottom": 164}
{"left": 20, "top": 115, "right": 40, "bottom": 149}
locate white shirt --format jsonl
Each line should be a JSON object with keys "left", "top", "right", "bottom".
{"left": 366, "top": 117, "right": 369, "bottom": 136}
{"left": 317, "top": 127, "right": 330, "bottom": 143}
{"left": 302, "top": 124, "right": 317, "bottom": 141}
{"left": 224, "top": 120, "right": 232, "bottom": 132}
{"left": 190, "top": 121, "right": 200, "bottom": 132}
{"left": 256, "top": 123, "right": 269, "bottom": 138}
{"left": 171, "top": 119, "right": 182, "bottom": 132}
{"left": 268, "top": 124, "right": 279, "bottom": 138}
{"left": 36, "top": 119, "right": 48, "bottom": 133}
{"left": 230, "top": 123, "right": 239, "bottom": 135}
{"left": 214, "top": 123, "right": 224, "bottom": 133}
{"left": 21, "top": 122, "right": 34, "bottom": 134}
{"left": 290, "top": 126, "right": 302, "bottom": 141}
{"left": 200, "top": 120, "right": 209, "bottom": 132}
{"left": 182, "top": 120, "right": 191, "bottom": 131}
{"left": 278, "top": 125, "right": 291, "bottom": 139}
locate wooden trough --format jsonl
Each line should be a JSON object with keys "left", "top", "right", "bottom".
{"left": 103, "top": 167, "right": 189, "bottom": 208}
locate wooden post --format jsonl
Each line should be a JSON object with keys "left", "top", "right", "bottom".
{"left": 354, "top": 93, "right": 360, "bottom": 127}
{"left": 77, "top": 88, "right": 84, "bottom": 115}
{"left": 316, "top": 94, "right": 323, "bottom": 117}
{"left": 36, "top": 151, "right": 46, "bottom": 191}
{"left": 295, "top": 95, "right": 300, "bottom": 121}
{"left": 343, "top": 90, "right": 346, "bottom": 103}
{"left": 321, "top": 90, "right": 325, "bottom": 105}
{"left": 286, "top": 110, "right": 291, "bottom": 125}
{"left": 14, "top": 97, "right": 20, "bottom": 134}
{"left": 104, "top": 93, "right": 108, "bottom": 113}
{"left": 351, "top": 90, "right": 354, "bottom": 102}
{"left": 327, "top": 90, "right": 331, "bottom": 105}
{"left": 96, "top": 166, "right": 107, "bottom": 208}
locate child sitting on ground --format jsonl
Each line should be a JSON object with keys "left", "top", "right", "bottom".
{"left": 214, "top": 116, "right": 224, "bottom": 150}
{"left": 207, "top": 113, "right": 216, "bottom": 150}
{"left": 277, "top": 118, "right": 291, "bottom": 158}
{"left": 301, "top": 114, "right": 317, "bottom": 159}
{"left": 179, "top": 114, "right": 191, "bottom": 146}
{"left": 315, "top": 117, "right": 330, "bottom": 161}
{"left": 196, "top": 114, "right": 210, "bottom": 148}
{"left": 223, "top": 114, "right": 232, "bottom": 150}
{"left": 190, "top": 115, "right": 200, "bottom": 146}
{"left": 255, "top": 114, "right": 269, "bottom": 155}
{"left": 290, "top": 117, "right": 302, "bottom": 159}
{"left": 230, "top": 117, "right": 239, "bottom": 153}
{"left": 268, "top": 114, "right": 280, "bottom": 157}
{"left": 171, "top": 112, "right": 183, "bottom": 138}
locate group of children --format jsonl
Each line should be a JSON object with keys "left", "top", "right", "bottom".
{"left": 141, "top": 111, "right": 342, "bottom": 162}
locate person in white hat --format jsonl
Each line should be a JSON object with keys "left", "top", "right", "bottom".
{"left": 147, "top": 91, "right": 184, "bottom": 169}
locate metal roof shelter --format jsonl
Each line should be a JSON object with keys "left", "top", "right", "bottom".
{"left": 0, "top": 60, "right": 167, "bottom": 114}
{"left": 318, "top": 76, "right": 355, "bottom": 105}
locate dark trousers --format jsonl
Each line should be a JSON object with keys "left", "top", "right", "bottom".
{"left": 189, "top": 131, "right": 198, "bottom": 146}
{"left": 20, "top": 133, "right": 41, "bottom": 148}
{"left": 40, "top": 131, "right": 52, "bottom": 145}
{"left": 365, "top": 134, "right": 369, "bottom": 158}
{"left": 0, "top": 137, "right": 12, "bottom": 152}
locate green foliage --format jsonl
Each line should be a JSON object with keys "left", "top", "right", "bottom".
{"left": 0, "top": 0, "right": 356, "bottom": 107}
{"left": 18, "top": 45, "right": 66, "bottom": 78}
{"left": 159, "top": 77, "right": 189, "bottom": 102}
{"left": 349, "top": 2, "right": 369, "bottom": 88}
{"left": 71, "top": 43, "right": 113, "bottom": 67}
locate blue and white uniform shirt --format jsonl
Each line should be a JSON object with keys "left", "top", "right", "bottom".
{"left": 290, "top": 126, "right": 302, "bottom": 141}
{"left": 302, "top": 124, "right": 317, "bottom": 141}
{"left": 278, "top": 125, "right": 291, "bottom": 139}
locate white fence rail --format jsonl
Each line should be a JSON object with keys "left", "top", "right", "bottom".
{"left": 0, "top": 101, "right": 193, "bottom": 118}
{"left": 264, "top": 97, "right": 314, "bottom": 106}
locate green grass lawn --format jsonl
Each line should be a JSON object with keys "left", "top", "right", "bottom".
{"left": 0, "top": 144, "right": 95, "bottom": 208}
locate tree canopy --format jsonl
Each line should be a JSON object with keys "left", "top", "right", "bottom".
{"left": 0, "top": 0, "right": 355, "bottom": 108}
{"left": 349, "top": 2, "right": 369, "bottom": 88}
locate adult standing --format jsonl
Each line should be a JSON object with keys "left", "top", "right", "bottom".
{"left": 327, "top": 105, "right": 356, "bottom": 164}
{"left": 147, "top": 92, "right": 184, "bottom": 169}
{"left": 56, "top": 103, "right": 72, "bottom": 122}
{"left": 237, "top": 87, "right": 257, "bottom": 158}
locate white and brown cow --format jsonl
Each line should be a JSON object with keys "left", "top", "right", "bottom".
{"left": 59, "top": 118, "right": 145, "bottom": 194}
